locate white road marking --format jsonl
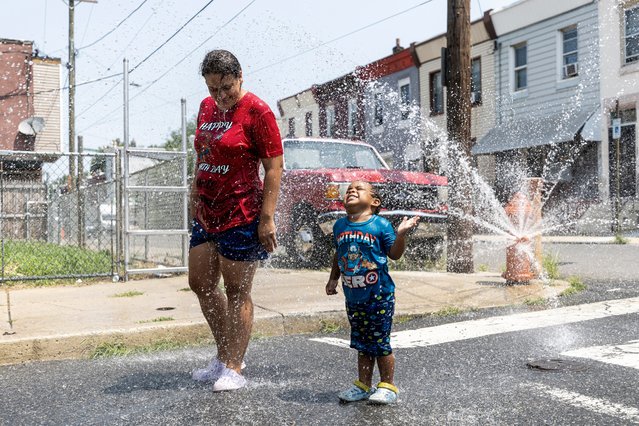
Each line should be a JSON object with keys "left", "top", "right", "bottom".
{"left": 562, "top": 340, "right": 639, "bottom": 370}
{"left": 310, "top": 297, "right": 639, "bottom": 349}
{"left": 523, "top": 383, "right": 639, "bottom": 423}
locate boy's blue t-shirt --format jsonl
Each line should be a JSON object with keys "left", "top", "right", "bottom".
{"left": 332, "top": 215, "right": 396, "bottom": 303}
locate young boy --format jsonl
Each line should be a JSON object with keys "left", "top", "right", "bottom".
{"left": 326, "top": 180, "right": 419, "bottom": 405}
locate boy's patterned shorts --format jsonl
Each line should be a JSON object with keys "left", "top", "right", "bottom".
{"left": 345, "top": 293, "right": 395, "bottom": 357}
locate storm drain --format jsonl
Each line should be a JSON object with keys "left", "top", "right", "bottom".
{"left": 526, "top": 358, "right": 588, "bottom": 372}
{"left": 156, "top": 306, "right": 176, "bottom": 311}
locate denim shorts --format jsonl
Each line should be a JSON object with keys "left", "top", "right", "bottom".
{"left": 189, "top": 219, "right": 269, "bottom": 262}
{"left": 346, "top": 293, "right": 395, "bottom": 357}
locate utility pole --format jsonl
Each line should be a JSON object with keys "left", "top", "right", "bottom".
{"left": 67, "top": 0, "right": 97, "bottom": 191}
{"left": 68, "top": 0, "right": 76, "bottom": 192}
{"left": 445, "top": 0, "right": 474, "bottom": 273}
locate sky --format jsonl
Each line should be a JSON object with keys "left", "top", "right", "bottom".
{"left": 2, "top": 0, "right": 520, "bottom": 150}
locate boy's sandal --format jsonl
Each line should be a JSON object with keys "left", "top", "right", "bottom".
{"left": 368, "top": 382, "right": 399, "bottom": 405}
{"left": 338, "top": 380, "right": 376, "bottom": 402}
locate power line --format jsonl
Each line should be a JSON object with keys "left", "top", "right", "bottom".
{"left": 130, "top": 0, "right": 257, "bottom": 102}
{"left": 78, "top": 0, "right": 149, "bottom": 50}
{"left": 130, "top": 0, "right": 216, "bottom": 73}
{"left": 76, "top": 0, "right": 222, "bottom": 120}
{"left": 76, "top": 77, "right": 123, "bottom": 118}
{"left": 247, "top": 0, "right": 437, "bottom": 76}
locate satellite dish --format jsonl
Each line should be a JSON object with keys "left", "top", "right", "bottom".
{"left": 18, "top": 117, "right": 45, "bottom": 135}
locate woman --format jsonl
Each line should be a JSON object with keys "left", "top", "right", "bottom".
{"left": 189, "top": 50, "right": 283, "bottom": 392}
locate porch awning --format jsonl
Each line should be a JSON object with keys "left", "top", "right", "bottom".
{"left": 472, "top": 107, "right": 600, "bottom": 155}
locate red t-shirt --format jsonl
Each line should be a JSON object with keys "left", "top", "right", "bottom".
{"left": 194, "top": 92, "right": 283, "bottom": 233}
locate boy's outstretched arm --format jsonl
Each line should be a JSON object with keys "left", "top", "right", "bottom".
{"left": 326, "top": 252, "right": 340, "bottom": 295}
{"left": 388, "top": 216, "right": 420, "bottom": 260}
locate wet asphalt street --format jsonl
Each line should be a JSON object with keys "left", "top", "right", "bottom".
{"left": 1, "top": 242, "right": 638, "bottom": 425}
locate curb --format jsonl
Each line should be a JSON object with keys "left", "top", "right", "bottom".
{"left": 0, "top": 311, "right": 350, "bottom": 366}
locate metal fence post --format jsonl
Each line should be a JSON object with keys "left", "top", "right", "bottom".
{"left": 181, "top": 98, "right": 189, "bottom": 269}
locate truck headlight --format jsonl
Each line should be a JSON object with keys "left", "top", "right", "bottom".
{"left": 437, "top": 185, "right": 448, "bottom": 203}
{"left": 325, "top": 182, "right": 349, "bottom": 200}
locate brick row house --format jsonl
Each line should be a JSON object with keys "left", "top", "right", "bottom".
{"left": 0, "top": 38, "right": 62, "bottom": 239}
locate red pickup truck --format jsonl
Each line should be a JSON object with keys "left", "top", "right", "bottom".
{"left": 276, "top": 138, "right": 448, "bottom": 268}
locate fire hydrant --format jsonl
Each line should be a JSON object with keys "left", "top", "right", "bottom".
{"left": 502, "top": 192, "right": 535, "bottom": 284}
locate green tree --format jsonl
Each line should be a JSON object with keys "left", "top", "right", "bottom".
{"left": 89, "top": 138, "right": 136, "bottom": 177}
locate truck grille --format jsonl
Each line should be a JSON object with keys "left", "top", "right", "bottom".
{"left": 374, "top": 183, "right": 440, "bottom": 211}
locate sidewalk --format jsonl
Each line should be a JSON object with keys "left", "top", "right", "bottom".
{"left": 0, "top": 269, "right": 569, "bottom": 366}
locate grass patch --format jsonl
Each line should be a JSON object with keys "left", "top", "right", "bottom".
{"left": 91, "top": 342, "right": 132, "bottom": 358}
{"left": 433, "top": 306, "right": 463, "bottom": 317}
{"left": 138, "top": 316, "right": 174, "bottom": 324}
{"left": 90, "top": 339, "right": 190, "bottom": 359}
{"left": 613, "top": 234, "right": 629, "bottom": 244}
{"left": 2, "top": 240, "right": 111, "bottom": 280}
{"left": 112, "top": 290, "right": 144, "bottom": 298}
{"left": 560, "top": 276, "right": 587, "bottom": 297}
{"left": 319, "top": 319, "right": 342, "bottom": 334}
{"left": 523, "top": 297, "right": 546, "bottom": 306}
{"left": 178, "top": 287, "right": 192, "bottom": 292}
{"left": 542, "top": 252, "right": 560, "bottom": 280}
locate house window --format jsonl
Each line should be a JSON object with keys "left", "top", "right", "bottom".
{"left": 470, "top": 57, "right": 482, "bottom": 105}
{"left": 305, "top": 112, "right": 313, "bottom": 136}
{"left": 373, "top": 92, "right": 384, "bottom": 126}
{"left": 624, "top": 5, "right": 639, "bottom": 64}
{"left": 398, "top": 78, "right": 411, "bottom": 120}
{"left": 561, "top": 26, "right": 579, "bottom": 78}
{"left": 347, "top": 99, "right": 358, "bottom": 137}
{"left": 326, "top": 105, "right": 335, "bottom": 137}
{"left": 288, "top": 117, "right": 295, "bottom": 137}
{"left": 430, "top": 71, "right": 444, "bottom": 115}
{"left": 513, "top": 43, "right": 527, "bottom": 91}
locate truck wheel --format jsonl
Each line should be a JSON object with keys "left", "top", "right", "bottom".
{"left": 284, "top": 208, "right": 331, "bottom": 269}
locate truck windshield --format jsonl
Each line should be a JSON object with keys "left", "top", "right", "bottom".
{"left": 284, "top": 140, "right": 387, "bottom": 170}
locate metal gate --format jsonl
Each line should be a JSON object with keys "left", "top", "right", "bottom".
{"left": 121, "top": 146, "right": 189, "bottom": 280}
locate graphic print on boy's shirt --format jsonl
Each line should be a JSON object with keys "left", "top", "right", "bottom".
{"left": 333, "top": 216, "right": 397, "bottom": 303}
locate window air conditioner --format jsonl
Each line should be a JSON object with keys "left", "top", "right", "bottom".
{"left": 564, "top": 63, "right": 578, "bottom": 78}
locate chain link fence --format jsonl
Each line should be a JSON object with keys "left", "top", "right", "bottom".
{"left": 0, "top": 148, "right": 189, "bottom": 283}
{"left": 0, "top": 151, "right": 116, "bottom": 283}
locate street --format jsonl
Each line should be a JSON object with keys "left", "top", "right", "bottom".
{"left": 2, "top": 295, "right": 639, "bottom": 424}
{"left": 1, "top": 241, "right": 638, "bottom": 425}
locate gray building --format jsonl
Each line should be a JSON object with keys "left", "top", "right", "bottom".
{"left": 474, "top": 0, "right": 601, "bottom": 208}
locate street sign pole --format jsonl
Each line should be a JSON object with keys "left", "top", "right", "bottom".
{"left": 612, "top": 102, "right": 621, "bottom": 236}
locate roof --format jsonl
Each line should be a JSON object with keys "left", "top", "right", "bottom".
{"left": 472, "top": 107, "right": 600, "bottom": 155}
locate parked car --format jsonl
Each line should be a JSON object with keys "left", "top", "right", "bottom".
{"left": 276, "top": 138, "right": 448, "bottom": 267}
{"left": 85, "top": 203, "right": 116, "bottom": 235}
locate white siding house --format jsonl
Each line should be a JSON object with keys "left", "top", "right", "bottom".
{"left": 474, "top": 0, "right": 601, "bottom": 208}
{"left": 415, "top": 12, "right": 497, "bottom": 175}
{"left": 33, "top": 57, "right": 62, "bottom": 152}
{"left": 276, "top": 89, "right": 319, "bottom": 139}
